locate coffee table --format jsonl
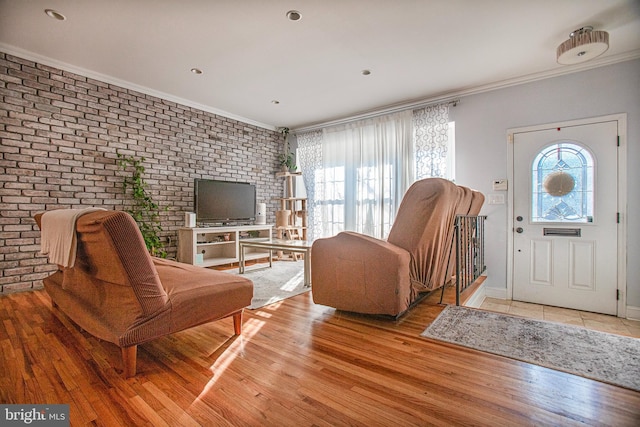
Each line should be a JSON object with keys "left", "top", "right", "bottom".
{"left": 239, "top": 238, "right": 313, "bottom": 287}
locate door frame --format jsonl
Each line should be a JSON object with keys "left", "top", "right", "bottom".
{"left": 506, "top": 114, "right": 627, "bottom": 317}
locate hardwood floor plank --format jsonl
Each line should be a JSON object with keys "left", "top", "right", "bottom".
{"left": 91, "top": 398, "right": 129, "bottom": 427}
{"left": 141, "top": 381, "right": 201, "bottom": 427}
{"left": 69, "top": 386, "right": 98, "bottom": 421}
{"left": 30, "top": 364, "right": 63, "bottom": 405}
{"left": 1, "top": 287, "right": 639, "bottom": 426}
{"left": 129, "top": 395, "right": 170, "bottom": 427}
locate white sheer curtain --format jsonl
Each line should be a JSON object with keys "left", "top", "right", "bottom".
{"left": 298, "top": 111, "right": 413, "bottom": 240}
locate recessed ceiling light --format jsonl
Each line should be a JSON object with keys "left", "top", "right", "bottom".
{"left": 190, "top": 68, "right": 203, "bottom": 75}
{"left": 271, "top": 100, "right": 280, "bottom": 105}
{"left": 286, "top": 10, "right": 302, "bottom": 21}
{"left": 44, "top": 9, "right": 66, "bottom": 21}
{"left": 362, "top": 69, "right": 372, "bottom": 76}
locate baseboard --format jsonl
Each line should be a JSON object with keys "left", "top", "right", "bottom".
{"left": 463, "top": 282, "right": 486, "bottom": 308}
{"left": 626, "top": 306, "right": 640, "bottom": 321}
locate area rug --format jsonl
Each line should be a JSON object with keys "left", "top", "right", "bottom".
{"left": 231, "top": 261, "right": 309, "bottom": 309}
{"left": 421, "top": 305, "right": 640, "bottom": 392}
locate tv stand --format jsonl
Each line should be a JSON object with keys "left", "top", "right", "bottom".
{"left": 197, "top": 221, "right": 255, "bottom": 227}
{"left": 178, "top": 224, "right": 273, "bottom": 267}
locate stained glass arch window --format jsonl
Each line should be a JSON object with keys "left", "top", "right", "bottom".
{"left": 531, "top": 142, "right": 594, "bottom": 223}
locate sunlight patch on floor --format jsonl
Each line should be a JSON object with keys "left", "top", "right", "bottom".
{"left": 195, "top": 316, "right": 265, "bottom": 401}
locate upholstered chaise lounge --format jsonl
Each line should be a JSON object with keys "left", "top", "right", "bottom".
{"left": 35, "top": 210, "right": 253, "bottom": 378}
{"left": 311, "top": 178, "right": 484, "bottom": 317}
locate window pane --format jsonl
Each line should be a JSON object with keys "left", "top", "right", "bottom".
{"left": 314, "top": 166, "right": 345, "bottom": 235}
{"left": 531, "top": 142, "right": 594, "bottom": 223}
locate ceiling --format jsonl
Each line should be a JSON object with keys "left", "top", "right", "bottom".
{"left": 1, "top": 1, "right": 639, "bottom": 131}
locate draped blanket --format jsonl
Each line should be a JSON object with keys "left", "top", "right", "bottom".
{"left": 40, "top": 208, "right": 105, "bottom": 267}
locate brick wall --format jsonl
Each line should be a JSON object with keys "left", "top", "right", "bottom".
{"left": 0, "top": 52, "right": 284, "bottom": 294}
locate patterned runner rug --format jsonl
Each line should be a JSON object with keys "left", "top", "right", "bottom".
{"left": 422, "top": 305, "right": 640, "bottom": 392}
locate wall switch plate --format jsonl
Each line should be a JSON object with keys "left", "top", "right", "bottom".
{"left": 492, "top": 179, "right": 508, "bottom": 191}
{"left": 488, "top": 194, "right": 505, "bottom": 205}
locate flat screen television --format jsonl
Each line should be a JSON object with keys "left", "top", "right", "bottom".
{"left": 194, "top": 179, "right": 256, "bottom": 224}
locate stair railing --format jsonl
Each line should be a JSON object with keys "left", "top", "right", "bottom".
{"left": 454, "top": 214, "right": 487, "bottom": 305}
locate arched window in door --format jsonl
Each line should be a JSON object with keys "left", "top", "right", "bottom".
{"left": 531, "top": 142, "right": 594, "bottom": 223}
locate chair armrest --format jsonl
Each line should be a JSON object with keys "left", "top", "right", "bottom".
{"left": 311, "top": 231, "right": 412, "bottom": 316}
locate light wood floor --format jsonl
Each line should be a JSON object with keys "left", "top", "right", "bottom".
{"left": 1, "top": 285, "right": 639, "bottom": 426}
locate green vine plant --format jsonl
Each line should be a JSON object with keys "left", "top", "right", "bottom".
{"left": 117, "top": 153, "right": 167, "bottom": 258}
{"left": 278, "top": 127, "right": 297, "bottom": 172}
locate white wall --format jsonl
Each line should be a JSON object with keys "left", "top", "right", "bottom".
{"left": 451, "top": 58, "right": 640, "bottom": 308}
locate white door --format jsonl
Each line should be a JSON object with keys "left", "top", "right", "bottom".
{"left": 512, "top": 120, "right": 619, "bottom": 315}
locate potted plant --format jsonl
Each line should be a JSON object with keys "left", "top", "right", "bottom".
{"left": 117, "top": 153, "right": 167, "bottom": 258}
{"left": 278, "top": 127, "right": 297, "bottom": 172}
{"left": 278, "top": 152, "right": 297, "bottom": 172}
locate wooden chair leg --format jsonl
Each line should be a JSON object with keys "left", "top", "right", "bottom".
{"left": 121, "top": 345, "right": 137, "bottom": 378}
{"left": 232, "top": 310, "right": 243, "bottom": 335}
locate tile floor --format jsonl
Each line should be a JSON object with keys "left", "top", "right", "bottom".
{"left": 478, "top": 298, "right": 640, "bottom": 338}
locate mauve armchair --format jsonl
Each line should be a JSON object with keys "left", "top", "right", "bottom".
{"left": 35, "top": 210, "right": 253, "bottom": 377}
{"left": 311, "top": 178, "right": 483, "bottom": 317}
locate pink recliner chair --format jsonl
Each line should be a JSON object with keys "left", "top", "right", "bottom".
{"left": 311, "top": 178, "right": 484, "bottom": 317}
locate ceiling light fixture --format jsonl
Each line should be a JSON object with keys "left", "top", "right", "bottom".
{"left": 190, "top": 68, "right": 203, "bottom": 75}
{"left": 361, "top": 69, "right": 372, "bottom": 76}
{"left": 556, "top": 26, "right": 609, "bottom": 65}
{"left": 271, "top": 100, "right": 280, "bottom": 105}
{"left": 44, "top": 9, "right": 66, "bottom": 21}
{"left": 286, "top": 10, "right": 301, "bottom": 21}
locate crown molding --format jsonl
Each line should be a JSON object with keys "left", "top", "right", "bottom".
{"left": 3, "top": 43, "right": 637, "bottom": 134}
{"left": 456, "top": 49, "right": 640, "bottom": 98}
{"left": 0, "top": 43, "right": 277, "bottom": 131}
{"left": 293, "top": 50, "right": 640, "bottom": 133}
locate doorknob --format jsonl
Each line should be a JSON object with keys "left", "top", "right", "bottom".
{"left": 516, "top": 216, "right": 523, "bottom": 222}
{"left": 516, "top": 227, "right": 524, "bottom": 233}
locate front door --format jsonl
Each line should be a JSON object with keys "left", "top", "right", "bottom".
{"left": 512, "top": 120, "right": 619, "bottom": 315}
